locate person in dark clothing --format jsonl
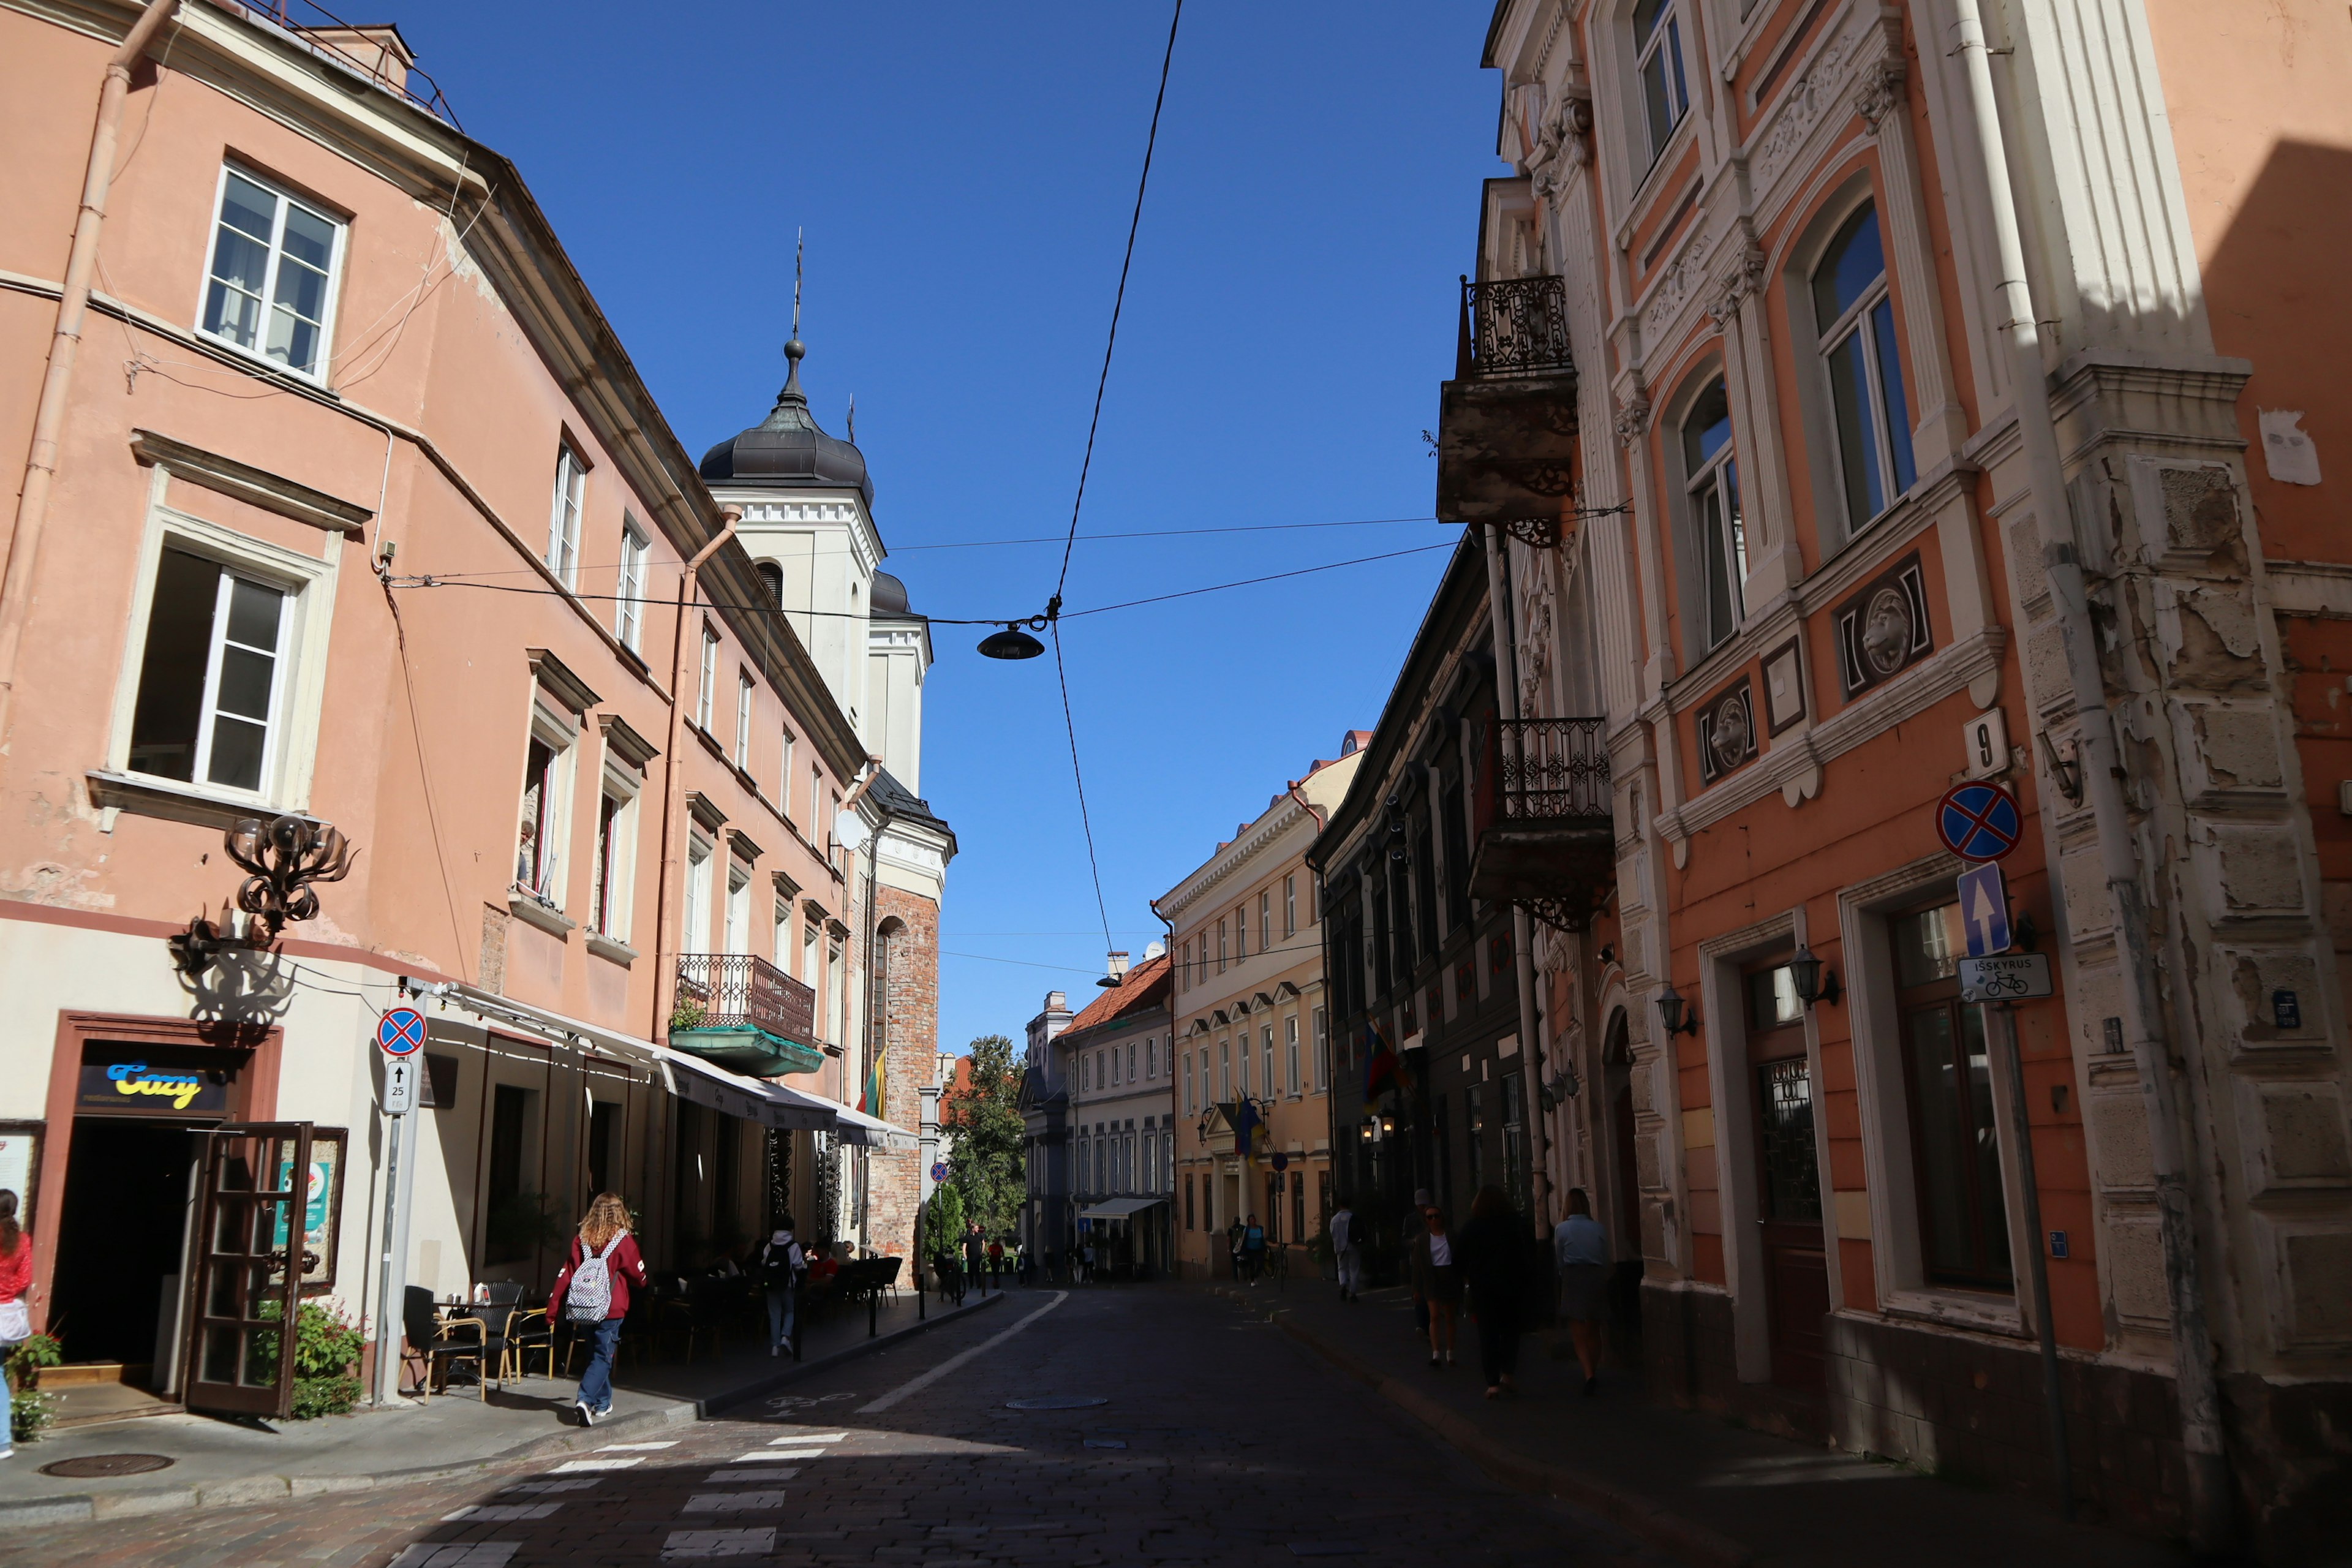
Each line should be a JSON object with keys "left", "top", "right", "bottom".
{"left": 1455, "top": 1184, "right": 1529, "bottom": 1398}
{"left": 962, "top": 1223, "right": 986, "bottom": 1294}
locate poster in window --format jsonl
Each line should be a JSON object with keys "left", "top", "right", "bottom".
{"left": 271, "top": 1127, "right": 347, "bottom": 1291}
{"left": 0, "top": 1123, "right": 40, "bottom": 1234}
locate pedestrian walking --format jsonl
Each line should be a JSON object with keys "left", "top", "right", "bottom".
{"left": 1242, "top": 1213, "right": 1267, "bottom": 1286}
{"left": 0, "top": 1189, "right": 33, "bottom": 1461}
{"left": 1408, "top": 1199, "right": 1460, "bottom": 1368}
{"left": 1553, "top": 1186, "right": 1611, "bottom": 1396}
{"left": 1330, "top": 1199, "right": 1362, "bottom": 1302}
{"left": 756, "top": 1217, "right": 805, "bottom": 1358}
{"left": 549, "top": 1191, "right": 647, "bottom": 1427}
{"left": 987, "top": 1236, "right": 1005, "bottom": 1283}
{"left": 932, "top": 1233, "right": 964, "bottom": 1305}
{"left": 1404, "top": 1188, "right": 1434, "bottom": 1340}
{"left": 1080, "top": 1239, "right": 1096, "bottom": 1283}
{"left": 1226, "top": 1215, "right": 1246, "bottom": 1280}
{"left": 1456, "top": 1185, "right": 1529, "bottom": 1399}
{"left": 962, "top": 1222, "right": 985, "bottom": 1295}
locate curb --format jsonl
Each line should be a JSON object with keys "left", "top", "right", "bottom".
{"left": 1216, "top": 1286, "right": 1753, "bottom": 1568}
{"left": 0, "top": 1290, "right": 1008, "bottom": 1529}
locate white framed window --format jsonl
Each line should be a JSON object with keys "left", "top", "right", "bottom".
{"left": 1218, "top": 919, "right": 1228, "bottom": 972}
{"left": 516, "top": 706, "right": 575, "bottom": 908}
{"left": 1261, "top": 1027, "right": 1275, "bottom": 1101}
{"left": 1260, "top": 891, "right": 1272, "bottom": 952}
{"left": 1238, "top": 902, "right": 1250, "bottom": 958}
{"left": 1219, "top": 1040, "right": 1231, "bottom": 1101}
{"left": 1285, "top": 1016, "right": 1300, "bottom": 1096}
{"left": 802, "top": 912, "right": 821, "bottom": 987}
{"left": 1682, "top": 379, "right": 1747, "bottom": 650}
{"left": 1633, "top": 0, "right": 1691, "bottom": 164}
{"left": 1813, "top": 203, "right": 1917, "bottom": 530}
{"left": 199, "top": 165, "right": 344, "bottom": 381}
{"left": 547, "top": 447, "right": 586, "bottom": 586}
{"left": 696, "top": 625, "right": 719, "bottom": 730}
{"left": 1183, "top": 1050, "right": 1196, "bottom": 1115}
{"left": 684, "top": 835, "right": 714, "bottom": 952}
{"left": 616, "top": 517, "right": 648, "bottom": 652}
{"left": 1284, "top": 875, "right": 1297, "bottom": 937}
{"left": 724, "top": 860, "right": 752, "bottom": 954}
{"left": 774, "top": 895, "right": 794, "bottom": 968}
{"left": 124, "top": 547, "right": 289, "bottom": 794}
{"left": 1313, "top": 1006, "right": 1329, "bottom": 1090}
{"left": 735, "top": 673, "right": 755, "bottom": 772}
{"left": 589, "top": 760, "right": 641, "bottom": 941}
{"left": 779, "top": 728, "right": 797, "bottom": 823}
{"left": 1146, "top": 1036, "right": 1157, "bottom": 1079}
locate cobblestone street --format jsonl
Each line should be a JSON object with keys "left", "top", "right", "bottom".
{"left": 9, "top": 1287, "right": 1659, "bottom": 1567}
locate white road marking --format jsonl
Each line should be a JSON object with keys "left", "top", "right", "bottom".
{"left": 552, "top": 1456, "right": 644, "bottom": 1472}
{"left": 766, "top": 1431, "right": 845, "bottom": 1442}
{"left": 388, "top": 1547, "right": 521, "bottom": 1568}
{"left": 503, "top": 1478, "right": 601, "bottom": 1494}
{"left": 710, "top": 1466, "right": 798, "bottom": 1482}
{"left": 662, "top": 1528, "right": 775, "bottom": 1560}
{"left": 442, "top": 1503, "right": 562, "bottom": 1522}
{"left": 728, "top": 1455, "right": 804, "bottom": 1469}
{"left": 858, "top": 1293, "right": 1068, "bottom": 1414}
{"left": 682, "top": 1490, "right": 790, "bottom": 1513}
{"left": 598, "top": 1439, "right": 679, "bottom": 1450}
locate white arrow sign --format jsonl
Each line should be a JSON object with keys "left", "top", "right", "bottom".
{"left": 381, "top": 1055, "right": 419, "bottom": 1114}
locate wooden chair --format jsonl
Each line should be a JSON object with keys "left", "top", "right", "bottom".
{"left": 502, "top": 1306, "right": 556, "bottom": 1381}
{"left": 402, "top": 1286, "right": 489, "bottom": 1401}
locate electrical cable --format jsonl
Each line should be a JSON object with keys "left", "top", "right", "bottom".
{"left": 1060, "top": 541, "right": 1454, "bottom": 617}
{"left": 1054, "top": 0, "right": 1184, "bottom": 605}
{"left": 1052, "top": 620, "right": 1115, "bottom": 954}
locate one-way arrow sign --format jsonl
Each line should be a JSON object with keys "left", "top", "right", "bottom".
{"left": 1958, "top": 861, "right": 2011, "bottom": 957}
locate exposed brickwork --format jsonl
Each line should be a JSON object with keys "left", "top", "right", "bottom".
{"left": 864, "top": 884, "right": 938, "bottom": 1261}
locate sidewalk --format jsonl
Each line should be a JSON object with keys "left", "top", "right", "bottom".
{"left": 0, "top": 1284, "right": 1003, "bottom": 1528}
{"left": 1226, "top": 1281, "right": 2189, "bottom": 1568}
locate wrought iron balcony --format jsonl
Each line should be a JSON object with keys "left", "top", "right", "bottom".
{"left": 1457, "top": 274, "right": 1574, "bottom": 381}
{"left": 1470, "top": 718, "right": 1615, "bottom": 932}
{"left": 669, "top": 953, "right": 821, "bottom": 1076}
{"left": 1437, "top": 275, "right": 1579, "bottom": 537}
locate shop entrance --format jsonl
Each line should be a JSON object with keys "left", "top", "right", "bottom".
{"left": 1744, "top": 962, "right": 1828, "bottom": 1390}
{"left": 50, "top": 1118, "right": 201, "bottom": 1381}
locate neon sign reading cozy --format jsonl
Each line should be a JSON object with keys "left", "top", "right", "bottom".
{"left": 105, "top": 1061, "right": 209, "bottom": 1111}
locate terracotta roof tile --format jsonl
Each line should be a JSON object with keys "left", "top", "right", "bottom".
{"left": 1058, "top": 952, "right": 1172, "bottom": 1038}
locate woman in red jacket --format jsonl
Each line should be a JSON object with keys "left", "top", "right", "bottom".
{"left": 549, "top": 1191, "right": 647, "bottom": 1426}
{"left": 0, "top": 1189, "right": 32, "bottom": 1460}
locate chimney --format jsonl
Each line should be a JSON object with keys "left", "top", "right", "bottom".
{"left": 1106, "top": 951, "right": 1131, "bottom": 982}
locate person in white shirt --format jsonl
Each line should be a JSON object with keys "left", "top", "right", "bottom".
{"left": 1552, "top": 1187, "right": 1610, "bottom": 1395}
{"left": 1330, "top": 1202, "right": 1362, "bottom": 1302}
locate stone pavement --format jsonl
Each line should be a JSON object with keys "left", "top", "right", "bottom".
{"left": 0, "top": 1284, "right": 1002, "bottom": 1528}
{"left": 1237, "top": 1279, "right": 2192, "bottom": 1568}
{"left": 4, "top": 1281, "right": 1662, "bottom": 1566}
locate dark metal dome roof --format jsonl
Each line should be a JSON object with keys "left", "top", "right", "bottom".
{"left": 698, "top": 337, "right": 872, "bottom": 504}
{"left": 871, "top": 570, "right": 916, "bottom": 617}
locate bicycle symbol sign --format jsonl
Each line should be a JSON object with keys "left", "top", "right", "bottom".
{"left": 1958, "top": 954, "right": 2053, "bottom": 1004}
{"left": 377, "top": 1007, "right": 426, "bottom": 1057}
{"left": 1936, "top": 782, "right": 2022, "bottom": 862}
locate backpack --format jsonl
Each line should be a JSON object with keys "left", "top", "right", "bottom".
{"left": 567, "top": 1237, "right": 619, "bottom": 1323}
{"left": 760, "top": 1238, "right": 804, "bottom": 1290}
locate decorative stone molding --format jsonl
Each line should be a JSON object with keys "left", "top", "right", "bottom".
{"left": 1705, "top": 246, "right": 1768, "bottom": 328}
{"left": 1614, "top": 392, "right": 1653, "bottom": 447}
{"left": 1641, "top": 232, "right": 1709, "bottom": 339}
{"left": 1855, "top": 58, "right": 1908, "bottom": 130}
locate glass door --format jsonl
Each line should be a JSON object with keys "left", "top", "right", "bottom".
{"left": 1746, "top": 963, "right": 1827, "bottom": 1389}
{"left": 181, "top": 1123, "right": 311, "bottom": 1419}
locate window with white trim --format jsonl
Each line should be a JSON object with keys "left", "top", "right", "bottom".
{"left": 735, "top": 672, "right": 755, "bottom": 772}
{"left": 1682, "top": 379, "right": 1747, "bottom": 650}
{"left": 1285, "top": 1015, "right": 1300, "bottom": 1096}
{"left": 516, "top": 707, "right": 576, "bottom": 908}
{"left": 1633, "top": 0, "right": 1691, "bottom": 164}
{"left": 724, "top": 859, "right": 752, "bottom": 955}
{"left": 127, "top": 548, "right": 290, "bottom": 794}
{"left": 779, "top": 727, "right": 797, "bottom": 824}
{"left": 696, "top": 625, "right": 719, "bottom": 730}
{"left": 1261, "top": 1027, "right": 1275, "bottom": 1102}
{"left": 548, "top": 447, "right": 585, "bottom": 586}
{"left": 1284, "top": 874, "right": 1297, "bottom": 937}
{"left": 200, "top": 167, "right": 343, "bottom": 380}
{"left": 685, "top": 836, "right": 714, "bottom": 952}
{"left": 1313, "top": 1006, "right": 1329, "bottom": 1090}
{"left": 774, "top": 894, "right": 793, "bottom": 968}
{"left": 589, "top": 760, "right": 640, "bottom": 941}
{"left": 616, "top": 517, "right": 648, "bottom": 652}
{"left": 1814, "top": 203, "right": 1917, "bottom": 531}
{"left": 1260, "top": 891, "right": 1272, "bottom": 953}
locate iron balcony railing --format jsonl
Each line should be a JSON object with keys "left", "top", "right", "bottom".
{"left": 1476, "top": 717, "right": 1611, "bottom": 834}
{"left": 671, "top": 952, "right": 815, "bottom": 1044}
{"left": 1455, "top": 274, "right": 1574, "bottom": 380}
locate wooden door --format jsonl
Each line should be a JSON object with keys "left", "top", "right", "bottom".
{"left": 1746, "top": 966, "right": 1826, "bottom": 1389}
{"left": 182, "top": 1123, "right": 311, "bottom": 1419}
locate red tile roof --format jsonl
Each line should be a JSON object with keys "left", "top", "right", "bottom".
{"left": 1058, "top": 951, "right": 1172, "bottom": 1040}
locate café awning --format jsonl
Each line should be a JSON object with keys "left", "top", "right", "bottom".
{"left": 776, "top": 1084, "right": 916, "bottom": 1150}
{"left": 1077, "top": 1197, "right": 1166, "bottom": 1221}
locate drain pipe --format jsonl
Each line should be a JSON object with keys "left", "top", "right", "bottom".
{"left": 1479, "top": 522, "right": 1553, "bottom": 1237}
{"left": 652, "top": 507, "right": 740, "bottom": 1043}
{"left": 1948, "top": 2, "right": 2231, "bottom": 1547}
{"left": 0, "top": 0, "right": 181, "bottom": 766}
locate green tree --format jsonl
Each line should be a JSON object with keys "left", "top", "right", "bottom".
{"left": 942, "top": 1033, "right": 1025, "bottom": 1237}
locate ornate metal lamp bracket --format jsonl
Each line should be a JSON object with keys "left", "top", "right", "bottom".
{"left": 225, "top": 814, "right": 356, "bottom": 938}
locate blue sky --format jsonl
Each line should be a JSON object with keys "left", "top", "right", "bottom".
{"left": 398, "top": 1, "right": 1503, "bottom": 1053}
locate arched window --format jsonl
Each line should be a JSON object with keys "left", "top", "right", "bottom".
{"left": 1634, "top": 0, "right": 1691, "bottom": 163}
{"left": 1681, "top": 379, "right": 1746, "bottom": 649}
{"left": 1814, "top": 203, "right": 1916, "bottom": 528}
{"left": 755, "top": 560, "right": 784, "bottom": 608}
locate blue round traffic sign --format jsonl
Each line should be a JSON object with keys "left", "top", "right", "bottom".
{"left": 930, "top": 1161, "right": 949, "bottom": 1183}
{"left": 377, "top": 1006, "right": 427, "bottom": 1057}
{"left": 1936, "top": 782, "right": 2022, "bottom": 862}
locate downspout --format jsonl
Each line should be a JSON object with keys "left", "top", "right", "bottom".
{"left": 0, "top": 0, "right": 183, "bottom": 765}
{"left": 854, "top": 760, "right": 888, "bottom": 1251}
{"left": 1947, "top": 3, "right": 2230, "bottom": 1547}
{"left": 652, "top": 507, "right": 740, "bottom": 1044}
{"left": 1479, "top": 522, "right": 1554, "bottom": 1236}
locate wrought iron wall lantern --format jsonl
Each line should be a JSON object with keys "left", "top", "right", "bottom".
{"left": 1787, "top": 944, "right": 1842, "bottom": 1008}
{"left": 1539, "top": 1060, "right": 1580, "bottom": 1114}
{"left": 170, "top": 814, "right": 356, "bottom": 976}
{"left": 1655, "top": 981, "right": 1700, "bottom": 1037}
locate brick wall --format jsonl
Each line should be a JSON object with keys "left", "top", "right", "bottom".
{"left": 864, "top": 884, "right": 938, "bottom": 1261}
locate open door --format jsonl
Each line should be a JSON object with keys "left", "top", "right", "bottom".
{"left": 182, "top": 1123, "right": 312, "bottom": 1419}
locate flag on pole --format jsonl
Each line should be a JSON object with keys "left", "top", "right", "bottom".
{"left": 861, "top": 1041, "right": 887, "bottom": 1118}
{"left": 1364, "top": 1020, "right": 1402, "bottom": 1100}
{"left": 1232, "top": 1098, "right": 1263, "bottom": 1169}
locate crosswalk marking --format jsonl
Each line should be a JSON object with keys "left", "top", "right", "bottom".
{"left": 442, "top": 1503, "right": 562, "bottom": 1522}
{"left": 598, "top": 1439, "right": 679, "bottom": 1451}
{"left": 552, "top": 1456, "right": 644, "bottom": 1472}
{"left": 388, "top": 1546, "right": 521, "bottom": 1568}
{"left": 711, "top": 1466, "right": 798, "bottom": 1482}
{"left": 767, "top": 1431, "right": 845, "bottom": 1442}
{"left": 503, "top": 1479, "right": 601, "bottom": 1495}
{"left": 663, "top": 1528, "right": 775, "bottom": 1560}
{"left": 726, "top": 1453, "right": 804, "bottom": 1467}
{"left": 682, "top": 1490, "right": 790, "bottom": 1513}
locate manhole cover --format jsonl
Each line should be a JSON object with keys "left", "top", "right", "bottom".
{"left": 1004, "top": 1396, "right": 1107, "bottom": 1410}
{"left": 39, "top": 1453, "right": 175, "bottom": 1479}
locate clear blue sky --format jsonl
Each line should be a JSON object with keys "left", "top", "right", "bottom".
{"left": 397, "top": 1, "right": 1503, "bottom": 1054}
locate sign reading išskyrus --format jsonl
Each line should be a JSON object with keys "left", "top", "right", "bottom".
{"left": 1958, "top": 953, "right": 2054, "bottom": 1005}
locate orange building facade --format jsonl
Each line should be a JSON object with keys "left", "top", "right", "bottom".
{"left": 1436, "top": 0, "right": 2352, "bottom": 1555}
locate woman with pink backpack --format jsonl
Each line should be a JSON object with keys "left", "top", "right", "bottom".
{"left": 549, "top": 1191, "right": 647, "bottom": 1426}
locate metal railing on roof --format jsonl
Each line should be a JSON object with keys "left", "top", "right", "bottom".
{"left": 227, "top": 0, "right": 464, "bottom": 129}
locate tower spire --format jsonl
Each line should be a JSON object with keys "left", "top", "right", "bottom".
{"left": 782, "top": 228, "right": 805, "bottom": 398}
